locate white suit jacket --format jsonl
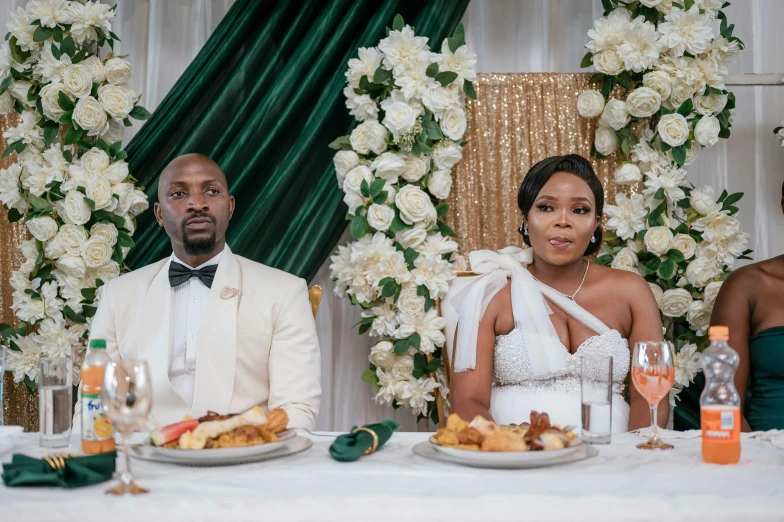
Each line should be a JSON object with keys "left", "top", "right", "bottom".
{"left": 76, "top": 244, "right": 321, "bottom": 430}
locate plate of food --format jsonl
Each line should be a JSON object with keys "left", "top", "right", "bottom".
{"left": 132, "top": 406, "right": 302, "bottom": 465}
{"left": 425, "top": 411, "right": 587, "bottom": 467}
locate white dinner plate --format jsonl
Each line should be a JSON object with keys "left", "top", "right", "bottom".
{"left": 417, "top": 440, "right": 596, "bottom": 469}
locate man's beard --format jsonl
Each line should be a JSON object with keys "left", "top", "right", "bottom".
{"left": 181, "top": 214, "right": 217, "bottom": 256}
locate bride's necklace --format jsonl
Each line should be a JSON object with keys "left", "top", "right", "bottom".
{"left": 530, "top": 260, "right": 590, "bottom": 301}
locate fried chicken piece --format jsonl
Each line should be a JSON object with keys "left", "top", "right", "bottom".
{"left": 256, "top": 426, "right": 279, "bottom": 443}
{"left": 211, "top": 425, "right": 266, "bottom": 448}
{"left": 481, "top": 430, "right": 528, "bottom": 452}
{"left": 446, "top": 413, "right": 469, "bottom": 432}
{"left": 432, "top": 428, "right": 460, "bottom": 447}
{"left": 469, "top": 415, "right": 500, "bottom": 436}
{"left": 536, "top": 432, "right": 566, "bottom": 450}
{"left": 525, "top": 411, "right": 551, "bottom": 442}
{"left": 266, "top": 409, "right": 289, "bottom": 433}
{"left": 457, "top": 427, "right": 484, "bottom": 446}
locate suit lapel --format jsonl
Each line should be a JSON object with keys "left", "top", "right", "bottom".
{"left": 136, "top": 258, "right": 189, "bottom": 426}
{"left": 190, "top": 244, "right": 239, "bottom": 416}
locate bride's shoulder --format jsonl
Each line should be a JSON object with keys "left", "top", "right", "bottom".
{"left": 590, "top": 263, "right": 652, "bottom": 294}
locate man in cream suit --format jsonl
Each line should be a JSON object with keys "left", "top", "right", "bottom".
{"left": 77, "top": 154, "right": 321, "bottom": 429}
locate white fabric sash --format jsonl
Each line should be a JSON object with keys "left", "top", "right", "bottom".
{"left": 449, "top": 246, "right": 567, "bottom": 374}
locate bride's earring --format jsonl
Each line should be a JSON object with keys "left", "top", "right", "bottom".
{"left": 591, "top": 231, "right": 597, "bottom": 243}
{"left": 518, "top": 219, "right": 528, "bottom": 236}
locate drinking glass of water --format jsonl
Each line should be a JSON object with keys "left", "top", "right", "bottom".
{"left": 38, "top": 357, "right": 73, "bottom": 448}
{"left": 580, "top": 355, "right": 613, "bottom": 444}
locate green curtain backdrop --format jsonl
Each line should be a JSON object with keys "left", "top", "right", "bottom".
{"left": 125, "top": 0, "right": 469, "bottom": 281}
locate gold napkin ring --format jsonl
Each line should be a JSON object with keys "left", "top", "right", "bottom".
{"left": 352, "top": 427, "right": 379, "bottom": 455}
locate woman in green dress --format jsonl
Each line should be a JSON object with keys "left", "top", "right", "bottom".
{"left": 710, "top": 183, "right": 784, "bottom": 431}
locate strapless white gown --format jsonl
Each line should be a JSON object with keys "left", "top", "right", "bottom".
{"left": 490, "top": 327, "right": 631, "bottom": 431}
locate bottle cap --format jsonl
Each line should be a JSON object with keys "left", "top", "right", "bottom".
{"left": 89, "top": 339, "right": 107, "bottom": 350}
{"left": 709, "top": 326, "right": 729, "bottom": 341}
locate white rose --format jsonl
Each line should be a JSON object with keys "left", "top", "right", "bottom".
{"left": 687, "top": 300, "right": 711, "bottom": 333}
{"left": 657, "top": 113, "right": 689, "bottom": 147}
{"left": 73, "top": 96, "right": 108, "bottom": 136}
{"left": 577, "top": 90, "right": 605, "bottom": 118}
{"left": 90, "top": 222, "right": 118, "bottom": 247}
{"left": 80, "top": 148, "right": 110, "bottom": 176}
{"left": 626, "top": 87, "right": 661, "bottom": 118}
{"left": 694, "top": 116, "right": 720, "bottom": 147}
{"left": 614, "top": 163, "right": 642, "bottom": 185}
{"left": 669, "top": 82, "right": 694, "bottom": 109}
{"left": 9, "top": 81, "right": 33, "bottom": 108}
{"left": 97, "top": 84, "right": 135, "bottom": 119}
{"left": 648, "top": 283, "right": 664, "bottom": 306}
{"left": 62, "top": 64, "right": 92, "bottom": 98}
{"left": 370, "top": 152, "right": 407, "bottom": 183}
{"left": 685, "top": 256, "right": 720, "bottom": 287}
{"left": 432, "top": 142, "right": 462, "bottom": 170}
{"left": 611, "top": 247, "right": 639, "bottom": 271}
{"left": 26, "top": 216, "right": 58, "bottom": 241}
{"left": 369, "top": 341, "right": 396, "bottom": 371}
{"left": 56, "top": 224, "right": 88, "bottom": 255}
{"left": 86, "top": 176, "right": 115, "bottom": 210}
{"left": 90, "top": 260, "right": 121, "bottom": 284}
{"left": 422, "top": 86, "right": 459, "bottom": 119}
{"left": 703, "top": 281, "right": 722, "bottom": 307}
{"left": 427, "top": 170, "right": 452, "bottom": 200}
{"left": 396, "top": 185, "right": 436, "bottom": 226}
{"left": 103, "top": 58, "right": 133, "bottom": 85}
{"left": 80, "top": 237, "right": 113, "bottom": 268}
{"left": 343, "top": 165, "right": 373, "bottom": 194}
{"left": 56, "top": 254, "right": 87, "bottom": 279}
{"left": 642, "top": 71, "right": 672, "bottom": 100}
{"left": 694, "top": 94, "right": 727, "bottom": 116}
{"left": 641, "top": 0, "right": 662, "bottom": 6}
{"left": 644, "top": 226, "right": 674, "bottom": 256}
{"left": 594, "top": 126, "right": 619, "bottom": 156}
{"left": 0, "top": 91, "right": 14, "bottom": 114}
{"left": 600, "top": 99, "right": 631, "bottom": 131}
{"left": 39, "top": 83, "right": 68, "bottom": 121}
{"left": 440, "top": 107, "right": 467, "bottom": 141}
{"left": 367, "top": 204, "right": 395, "bottom": 231}
{"left": 683, "top": 142, "right": 701, "bottom": 165}
{"left": 43, "top": 235, "right": 65, "bottom": 260}
{"left": 594, "top": 49, "right": 625, "bottom": 76}
{"left": 672, "top": 234, "right": 697, "bottom": 259}
{"left": 81, "top": 55, "right": 106, "bottom": 84}
{"left": 129, "top": 189, "right": 149, "bottom": 216}
{"left": 396, "top": 224, "right": 428, "bottom": 249}
{"left": 112, "top": 183, "right": 134, "bottom": 215}
{"left": 103, "top": 161, "right": 129, "bottom": 185}
{"left": 61, "top": 191, "right": 92, "bottom": 225}
{"left": 100, "top": 119, "right": 125, "bottom": 145}
{"left": 402, "top": 154, "right": 429, "bottom": 183}
{"left": 690, "top": 186, "right": 720, "bottom": 215}
{"left": 391, "top": 354, "right": 415, "bottom": 382}
{"left": 381, "top": 101, "right": 418, "bottom": 138}
{"left": 660, "top": 288, "right": 693, "bottom": 317}
{"left": 350, "top": 120, "right": 388, "bottom": 155}
{"left": 333, "top": 150, "right": 361, "bottom": 187}
{"left": 397, "top": 286, "right": 426, "bottom": 318}
{"left": 122, "top": 214, "right": 136, "bottom": 235}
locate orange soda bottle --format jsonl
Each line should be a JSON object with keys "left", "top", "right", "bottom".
{"left": 700, "top": 325, "right": 741, "bottom": 464}
{"left": 81, "top": 339, "right": 116, "bottom": 454}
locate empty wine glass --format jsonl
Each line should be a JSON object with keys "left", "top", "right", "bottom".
{"left": 631, "top": 341, "right": 675, "bottom": 450}
{"left": 102, "top": 360, "right": 152, "bottom": 495}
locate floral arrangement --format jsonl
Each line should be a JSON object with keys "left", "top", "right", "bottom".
{"left": 329, "top": 15, "right": 476, "bottom": 423}
{"left": 0, "top": 0, "right": 150, "bottom": 390}
{"left": 578, "top": 0, "right": 750, "bottom": 399}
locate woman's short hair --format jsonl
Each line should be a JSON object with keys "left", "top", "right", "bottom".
{"left": 517, "top": 154, "right": 604, "bottom": 256}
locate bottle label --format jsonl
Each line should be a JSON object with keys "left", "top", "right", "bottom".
{"left": 81, "top": 393, "right": 113, "bottom": 441}
{"left": 701, "top": 406, "right": 740, "bottom": 444}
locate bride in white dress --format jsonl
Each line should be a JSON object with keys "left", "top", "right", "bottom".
{"left": 448, "top": 155, "right": 666, "bottom": 432}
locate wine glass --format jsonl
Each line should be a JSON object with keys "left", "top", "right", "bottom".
{"left": 101, "top": 360, "right": 153, "bottom": 495}
{"left": 631, "top": 341, "right": 675, "bottom": 450}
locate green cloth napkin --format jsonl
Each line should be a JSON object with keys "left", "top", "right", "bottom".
{"left": 2, "top": 451, "right": 116, "bottom": 488}
{"left": 329, "top": 420, "right": 399, "bottom": 462}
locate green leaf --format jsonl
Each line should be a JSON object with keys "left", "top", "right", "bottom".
{"left": 435, "top": 71, "right": 458, "bottom": 86}
{"left": 358, "top": 322, "right": 371, "bottom": 335}
{"left": 52, "top": 26, "right": 62, "bottom": 43}
{"left": 1, "top": 140, "right": 25, "bottom": 159}
{"left": 350, "top": 214, "right": 367, "bottom": 239}
{"left": 361, "top": 368, "right": 378, "bottom": 385}
{"left": 437, "top": 221, "right": 457, "bottom": 237}
{"left": 426, "top": 62, "right": 439, "bottom": 78}
{"left": 684, "top": 0, "right": 695, "bottom": 10}
{"left": 722, "top": 192, "right": 743, "bottom": 207}
{"left": 452, "top": 23, "right": 465, "bottom": 47}
{"left": 667, "top": 249, "right": 686, "bottom": 264}
{"left": 114, "top": 150, "right": 127, "bottom": 162}
{"left": 44, "top": 123, "right": 58, "bottom": 147}
{"left": 60, "top": 35, "right": 76, "bottom": 56}
{"left": 327, "top": 135, "right": 352, "bottom": 151}
{"left": 717, "top": 189, "right": 729, "bottom": 203}
{"left": 672, "top": 145, "right": 686, "bottom": 166}
{"left": 463, "top": 79, "right": 477, "bottom": 100}
{"left": 393, "top": 338, "right": 410, "bottom": 354}
{"left": 435, "top": 203, "right": 449, "bottom": 216}
{"left": 404, "top": 247, "right": 419, "bottom": 265}
{"left": 413, "top": 352, "right": 427, "bottom": 371}
{"left": 63, "top": 305, "right": 87, "bottom": 324}
{"left": 726, "top": 205, "right": 739, "bottom": 216}
{"left": 392, "top": 13, "right": 405, "bottom": 32}
{"left": 373, "top": 66, "right": 392, "bottom": 84}
{"left": 677, "top": 98, "right": 693, "bottom": 117}
{"left": 63, "top": 125, "right": 82, "bottom": 145}
{"left": 24, "top": 376, "right": 38, "bottom": 393}
{"left": 0, "top": 76, "right": 11, "bottom": 95}
{"left": 83, "top": 197, "right": 96, "bottom": 210}
{"left": 369, "top": 178, "right": 386, "bottom": 198}
{"left": 27, "top": 193, "right": 51, "bottom": 212}
{"left": 116, "top": 230, "right": 135, "bottom": 248}
{"left": 110, "top": 140, "right": 123, "bottom": 158}
{"left": 653, "top": 187, "right": 665, "bottom": 201}
{"left": 580, "top": 51, "right": 593, "bottom": 68}
{"left": 373, "top": 191, "right": 388, "bottom": 205}
{"left": 425, "top": 121, "right": 443, "bottom": 141}
{"left": 718, "top": 127, "right": 731, "bottom": 139}
{"left": 59, "top": 111, "right": 72, "bottom": 124}
{"left": 58, "top": 91, "right": 75, "bottom": 111}
{"left": 596, "top": 254, "right": 613, "bottom": 267}
{"left": 601, "top": 75, "right": 616, "bottom": 99}
{"left": 447, "top": 37, "right": 459, "bottom": 54}
{"left": 129, "top": 105, "right": 152, "bottom": 120}
{"left": 658, "top": 258, "right": 676, "bottom": 280}
{"left": 644, "top": 257, "right": 662, "bottom": 275}
{"left": 0, "top": 323, "right": 17, "bottom": 340}
{"left": 601, "top": 0, "right": 613, "bottom": 14}
{"left": 81, "top": 287, "right": 97, "bottom": 301}
{"left": 389, "top": 214, "right": 411, "bottom": 233}
{"left": 408, "top": 332, "right": 421, "bottom": 349}
{"left": 381, "top": 279, "right": 399, "bottom": 298}
{"left": 360, "top": 179, "right": 370, "bottom": 198}
{"left": 33, "top": 25, "right": 53, "bottom": 42}
{"left": 7, "top": 208, "right": 23, "bottom": 222}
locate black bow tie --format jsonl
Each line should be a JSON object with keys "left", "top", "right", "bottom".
{"left": 168, "top": 261, "right": 218, "bottom": 288}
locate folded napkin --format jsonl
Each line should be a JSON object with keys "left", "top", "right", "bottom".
{"left": 2, "top": 451, "right": 116, "bottom": 488}
{"left": 329, "top": 420, "right": 399, "bottom": 462}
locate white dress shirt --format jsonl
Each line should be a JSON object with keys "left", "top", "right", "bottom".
{"left": 169, "top": 251, "right": 223, "bottom": 405}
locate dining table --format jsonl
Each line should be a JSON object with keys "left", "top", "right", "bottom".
{"left": 2, "top": 428, "right": 784, "bottom": 522}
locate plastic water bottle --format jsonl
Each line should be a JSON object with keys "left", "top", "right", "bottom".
{"left": 700, "top": 325, "right": 741, "bottom": 464}
{"left": 81, "top": 339, "right": 116, "bottom": 454}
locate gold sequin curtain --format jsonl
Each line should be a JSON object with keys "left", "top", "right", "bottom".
{"left": 0, "top": 113, "right": 39, "bottom": 431}
{"left": 446, "top": 73, "right": 625, "bottom": 253}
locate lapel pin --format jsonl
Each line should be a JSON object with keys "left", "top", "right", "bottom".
{"left": 220, "top": 286, "right": 239, "bottom": 300}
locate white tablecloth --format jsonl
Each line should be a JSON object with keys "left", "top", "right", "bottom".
{"left": 2, "top": 430, "right": 784, "bottom": 522}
